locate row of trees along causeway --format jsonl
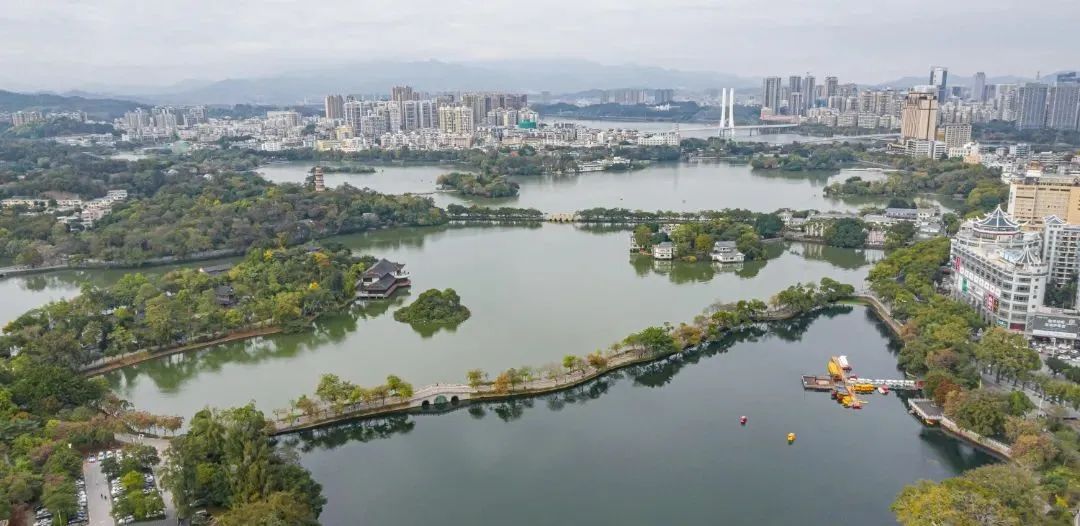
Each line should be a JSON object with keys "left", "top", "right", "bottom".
{"left": 281, "top": 278, "right": 855, "bottom": 426}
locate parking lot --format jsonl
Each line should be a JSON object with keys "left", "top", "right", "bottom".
{"left": 82, "top": 455, "right": 114, "bottom": 526}
{"left": 80, "top": 445, "right": 175, "bottom": 526}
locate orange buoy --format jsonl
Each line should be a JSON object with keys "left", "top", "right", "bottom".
{"left": 787, "top": 432, "right": 796, "bottom": 443}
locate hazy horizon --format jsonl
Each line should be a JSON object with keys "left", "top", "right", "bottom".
{"left": 2, "top": 0, "right": 1076, "bottom": 92}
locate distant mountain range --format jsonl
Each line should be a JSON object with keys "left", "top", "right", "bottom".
{"left": 0, "top": 89, "right": 142, "bottom": 118}
{"left": 872, "top": 73, "right": 1038, "bottom": 89}
{"left": 50, "top": 60, "right": 760, "bottom": 105}
{"left": 4, "top": 61, "right": 1075, "bottom": 110}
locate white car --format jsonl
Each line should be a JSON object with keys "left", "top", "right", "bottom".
{"left": 87, "top": 456, "right": 96, "bottom": 463}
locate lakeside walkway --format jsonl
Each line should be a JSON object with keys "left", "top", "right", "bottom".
{"left": 269, "top": 305, "right": 821, "bottom": 436}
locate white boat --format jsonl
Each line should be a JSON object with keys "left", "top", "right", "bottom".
{"left": 837, "top": 355, "right": 851, "bottom": 370}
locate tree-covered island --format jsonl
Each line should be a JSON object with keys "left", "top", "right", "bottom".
{"left": 393, "top": 288, "right": 471, "bottom": 326}
{"left": 436, "top": 172, "right": 520, "bottom": 198}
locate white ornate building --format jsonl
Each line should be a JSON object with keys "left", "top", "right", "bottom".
{"left": 950, "top": 206, "right": 1048, "bottom": 331}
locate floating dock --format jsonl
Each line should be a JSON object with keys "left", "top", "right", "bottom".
{"left": 907, "top": 398, "right": 943, "bottom": 424}
{"left": 801, "top": 375, "right": 834, "bottom": 391}
{"left": 800, "top": 356, "right": 923, "bottom": 411}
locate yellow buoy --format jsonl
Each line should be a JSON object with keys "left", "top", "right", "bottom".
{"left": 787, "top": 433, "right": 796, "bottom": 443}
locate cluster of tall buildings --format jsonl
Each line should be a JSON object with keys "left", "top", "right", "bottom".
{"left": 598, "top": 88, "right": 675, "bottom": 105}
{"left": 120, "top": 106, "right": 207, "bottom": 139}
{"left": 770, "top": 66, "right": 1080, "bottom": 135}
{"left": 1007, "top": 73, "right": 1080, "bottom": 130}
{"left": 10, "top": 110, "right": 44, "bottom": 127}
{"left": 761, "top": 74, "right": 854, "bottom": 117}
{"left": 323, "top": 86, "right": 532, "bottom": 138}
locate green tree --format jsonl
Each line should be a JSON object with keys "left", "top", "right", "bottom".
{"left": 824, "top": 218, "right": 867, "bottom": 248}
{"left": 884, "top": 221, "right": 917, "bottom": 250}
{"left": 466, "top": 369, "right": 486, "bottom": 387}
{"left": 944, "top": 390, "right": 1009, "bottom": 437}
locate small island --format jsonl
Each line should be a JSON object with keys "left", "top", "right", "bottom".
{"left": 309, "top": 164, "right": 376, "bottom": 174}
{"left": 436, "top": 172, "right": 520, "bottom": 198}
{"left": 393, "top": 288, "right": 471, "bottom": 325}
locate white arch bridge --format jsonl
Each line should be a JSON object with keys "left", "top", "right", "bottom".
{"left": 410, "top": 383, "right": 475, "bottom": 410}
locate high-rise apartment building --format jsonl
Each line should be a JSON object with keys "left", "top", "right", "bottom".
{"left": 788, "top": 76, "right": 803, "bottom": 115}
{"left": 762, "top": 76, "right": 784, "bottom": 113}
{"left": 1016, "top": 83, "right": 1049, "bottom": 129}
{"left": 1042, "top": 216, "right": 1080, "bottom": 285}
{"left": 343, "top": 101, "right": 363, "bottom": 132}
{"left": 973, "top": 72, "right": 987, "bottom": 102}
{"left": 391, "top": 85, "right": 418, "bottom": 103}
{"left": 653, "top": 89, "right": 674, "bottom": 104}
{"left": 11, "top": 111, "right": 43, "bottom": 127}
{"left": 930, "top": 66, "right": 948, "bottom": 103}
{"left": 900, "top": 91, "right": 939, "bottom": 141}
{"left": 438, "top": 106, "right": 475, "bottom": 134}
{"left": 943, "top": 123, "right": 972, "bottom": 148}
{"left": 1047, "top": 73, "right": 1080, "bottom": 131}
{"left": 824, "top": 77, "right": 839, "bottom": 98}
{"left": 401, "top": 100, "right": 437, "bottom": 130}
{"left": 324, "top": 94, "right": 344, "bottom": 120}
{"left": 803, "top": 75, "right": 816, "bottom": 110}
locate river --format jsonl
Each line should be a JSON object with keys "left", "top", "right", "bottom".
{"left": 257, "top": 161, "right": 953, "bottom": 213}
{"left": 104, "top": 224, "right": 882, "bottom": 419}
{"left": 289, "top": 307, "right": 992, "bottom": 525}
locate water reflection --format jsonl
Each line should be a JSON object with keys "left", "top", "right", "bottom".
{"left": 280, "top": 415, "right": 417, "bottom": 452}
{"left": 786, "top": 242, "right": 883, "bottom": 270}
{"left": 107, "top": 315, "right": 361, "bottom": 393}
{"left": 629, "top": 243, "right": 792, "bottom": 283}
{"left": 288, "top": 307, "right": 853, "bottom": 450}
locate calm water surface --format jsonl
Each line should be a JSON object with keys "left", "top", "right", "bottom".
{"left": 105, "top": 224, "right": 882, "bottom": 418}
{"left": 258, "top": 161, "right": 940, "bottom": 213}
{"left": 291, "top": 308, "right": 992, "bottom": 526}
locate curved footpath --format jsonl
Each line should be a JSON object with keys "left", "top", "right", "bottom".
{"left": 268, "top": 301, "right": 873, "bottom": 436}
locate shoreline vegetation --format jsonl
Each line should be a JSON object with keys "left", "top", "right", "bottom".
{"left": 436, "top": 172, "right": 520, "bottom": 198}
{"left": 870, "top": 238, "right": 1080, "bottom": 524}
{"left": 823, "top": 157, "right": 1006, "bottom": 217}
{"left": 4, "top": 245, "right": 374, "bottom": 375}
{"left": 308, "top": 164, "right": 376, "bottom": 174}
{"left": 273, "top": 278, "right": 856, "bottom": 433}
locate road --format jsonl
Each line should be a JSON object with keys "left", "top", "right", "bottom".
{"left": 980, "top": 371, "right": 1080, "bottom": 420}
{"left": 82, "top": 458, "right": 114, "bottom": 526}
{"left": 118, "top": 434, "right": 177, "bottom": 526}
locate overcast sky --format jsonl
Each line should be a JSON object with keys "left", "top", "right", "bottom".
{"left": 2, "top": 0, "right": 1076, "bottom": 91}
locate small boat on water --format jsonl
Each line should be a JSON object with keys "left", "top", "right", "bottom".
{"left": 878, "top": 386, "right": 889, "bottom": 395}
{"left": 787, "top": 433, "right": 796, "bottom": 444}
{"left": 837, "top": 355, "right": 851, "bottom": 370}
{"left": 740, "top": 416, "right": 748, "bottom": 425}
{"left": 852, "top": 383, "right": 876, "bottom": 394}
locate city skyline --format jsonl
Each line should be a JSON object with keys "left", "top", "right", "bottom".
{"left": 1, "top": 0, "right": 1076, "bottom": 91}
